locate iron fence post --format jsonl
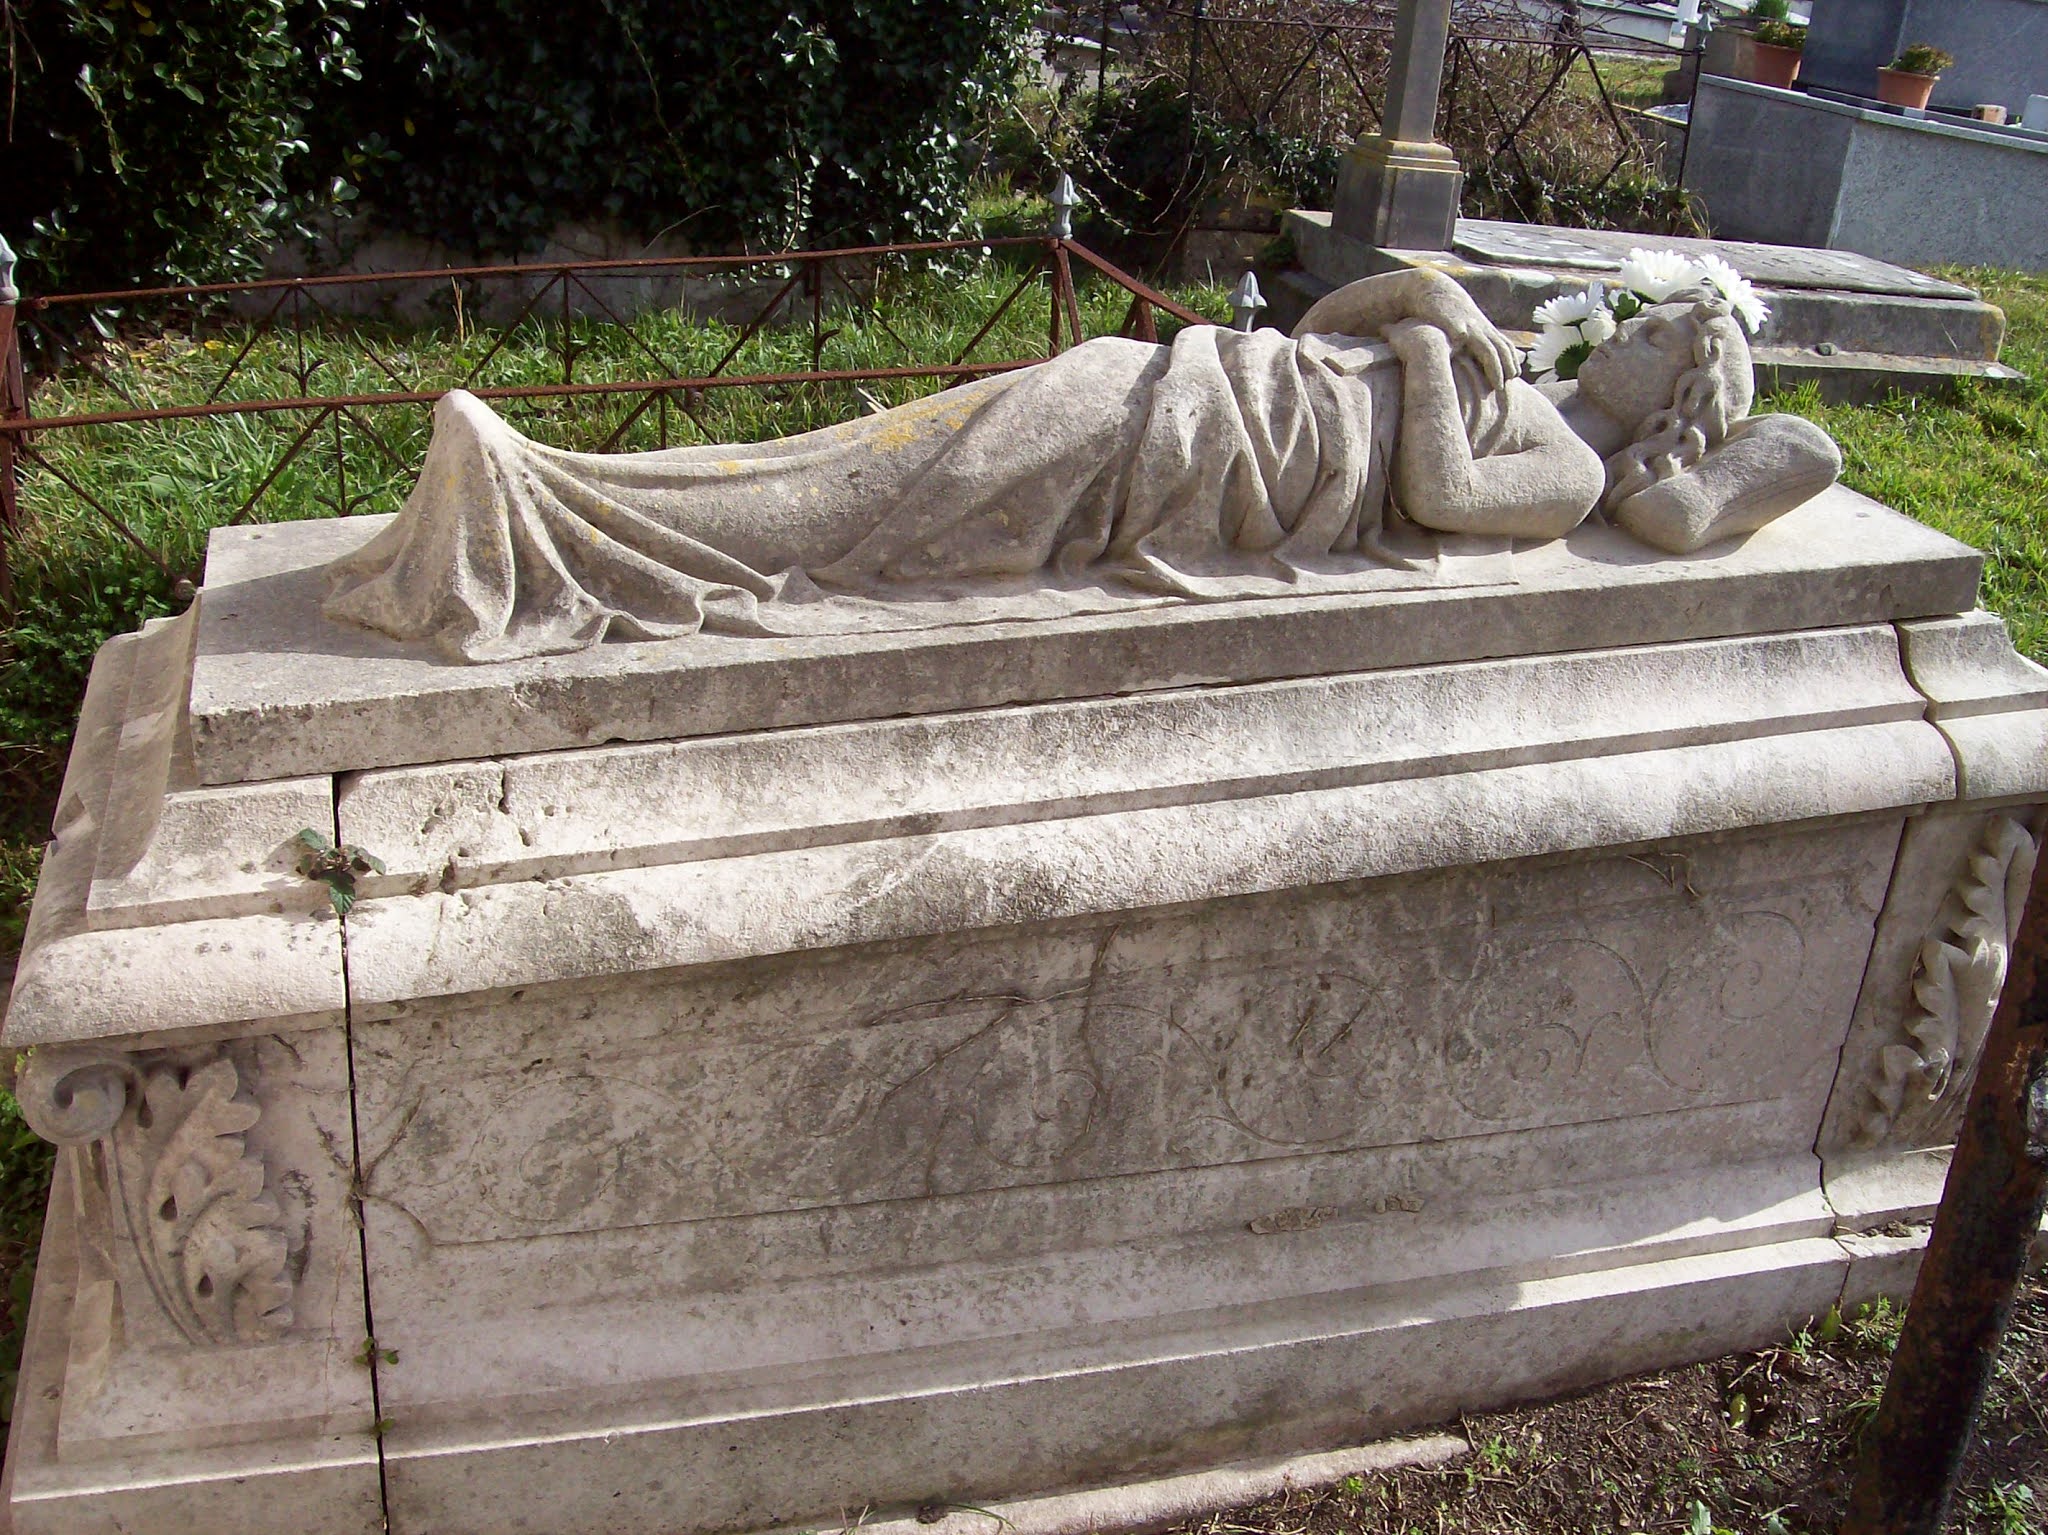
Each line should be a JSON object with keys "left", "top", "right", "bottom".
{"left": 0, "top": 235, "right": 25, "bottom": 599}
{"left": 1048, "top": 175, "right": 1081, "bottom": 356}
{"left": 1841, "top": 830, "right": 2048, "bottom": 1534}
{"left": 1098, "top": 0, "right": 1111, "bottom": 112}
{"left": 561, "top": 270, "right": 575, "bottom": 385}
{"left": 1229, "top": 269, "right": 1266, "bottom": 332}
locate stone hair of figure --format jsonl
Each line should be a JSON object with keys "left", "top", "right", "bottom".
{"left": 1581, "top": 292, "right": 1840, "bottom": 554}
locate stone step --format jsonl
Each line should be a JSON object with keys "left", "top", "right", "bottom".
{"left": 1750, "top": 346, "right": 2026, "bottom": 404}
{"left": 1267, "top": 218, "right": 2024, "bottom": 401}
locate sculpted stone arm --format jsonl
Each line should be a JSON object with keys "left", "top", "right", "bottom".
{"left": 1292, "top": 268, "right": 1519, "bottom": 392}
{"left": 1386, "top": 319, "right": 1606, "bottom": 540}
{"left": 1607, "top": 411, "right": 1844, "bottom": 555}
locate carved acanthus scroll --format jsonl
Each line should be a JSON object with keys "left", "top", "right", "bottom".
{"left": 15, "top": 1045, "right": 295, "bottom": 1345}
{"left": 1852, "top": 815, "right": 2040, "bottom": 1147}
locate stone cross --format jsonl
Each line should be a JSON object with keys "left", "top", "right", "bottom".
{"left": 1331, "top": 0, "right": 1463, "bottom": 252}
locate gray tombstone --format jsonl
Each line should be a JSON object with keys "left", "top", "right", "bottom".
{"left": 1801, "top": 0, "right": 2048, "bottom": 114}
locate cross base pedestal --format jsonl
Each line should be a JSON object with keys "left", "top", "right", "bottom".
{"left": 1331, "top": 137, "right": 1462, "bottom": 253}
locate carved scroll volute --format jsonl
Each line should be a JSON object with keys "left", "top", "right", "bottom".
{"left": 15, "top": 1046, "right": 138, "bottom": 1145}
{"left": 12, "top": 1044, "right": 295, "bottom": 1346}
{"left": 1854, "top": 815, "right": 2042, "bottom": 1147}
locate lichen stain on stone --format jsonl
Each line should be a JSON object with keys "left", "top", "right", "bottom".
{"left": 863, "top": 392, "right": 980, "bottom": 455}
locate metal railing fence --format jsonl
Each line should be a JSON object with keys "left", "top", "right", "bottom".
{"left": 0, "top": 234, "right": 1208, "bottom": 596}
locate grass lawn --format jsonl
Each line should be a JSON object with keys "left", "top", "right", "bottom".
{"left": 0, "top": 259, "right": 2045, "bottom": 1501}
{"left": 1583, "top": 52, "right": 1677, "bottom": 113}
{"left": 1790, "top": 268, "right": 2048, "bottom": 662}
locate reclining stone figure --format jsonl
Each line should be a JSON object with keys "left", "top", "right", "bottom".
{"left": 323, "top": 269, "right": 1841, "bottom": 662}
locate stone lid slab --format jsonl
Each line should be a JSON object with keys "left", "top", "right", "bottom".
{"left": 1451, "top": 219, "right": 1978, "bottom": 301}
{"left": 185, "top": 488, "right": 1981, "bottom": 785}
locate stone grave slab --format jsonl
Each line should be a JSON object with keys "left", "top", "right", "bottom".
{"left": 1450, "top": 219, "right": 1980, "bottom": 300}
{"left": 185, "top": 489, "right": 1977, "bottom": 784}
{"left": 1277, "top": 211, "right": 2023, "bottom": 401}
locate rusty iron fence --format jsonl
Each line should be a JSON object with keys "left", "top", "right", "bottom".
{"left": 0, "top": 234, "right": 1208, "bottom": 596}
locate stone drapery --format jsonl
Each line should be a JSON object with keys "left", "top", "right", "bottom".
{"left": 323, "top": 327, "right": 1506, "bottom": 663}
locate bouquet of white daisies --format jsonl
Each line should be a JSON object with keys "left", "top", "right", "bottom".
{"left": 1524, "top": 248, "right": 1770, "bottom": 382}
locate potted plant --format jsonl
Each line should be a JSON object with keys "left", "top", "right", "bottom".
{"left": 1876, "top": 43, "right": 1954, "bottom": 110}
{"left": 1749, "top": 18, "right": 1804, "bottom": 89}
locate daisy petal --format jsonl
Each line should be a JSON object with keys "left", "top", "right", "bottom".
{"left": 1618, "top": 248, "right": 1696, "bottom": 302}
{"left": 1532, "top": 288, "right": 1599, "bottom": 328}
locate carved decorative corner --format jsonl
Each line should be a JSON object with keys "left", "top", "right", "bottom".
{"left": 15, "top": 1044, "right": 295, "bottom": 1346}
{"left": 1851, "top": 815, "right": 2040, "bottom": 1148}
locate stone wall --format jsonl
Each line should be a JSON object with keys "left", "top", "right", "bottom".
{"left": 1684, "top": 76, "right": 2048, "bottom": 273}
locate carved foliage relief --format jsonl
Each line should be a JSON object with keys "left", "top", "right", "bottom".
{"left": 1851, "top": 814, "right": 2040, "bottom": 1148}
{"left": 359, "top": 827, "right": 1891, "bottom": 1247}
{"left": 15, "top": 1045, "right": 295, "bottom": 1346}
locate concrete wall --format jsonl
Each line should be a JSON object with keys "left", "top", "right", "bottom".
{"left": 1802, "top": 0, "right": 2048, "bottom": 114}
{"left": 1684, "top": 75, "right": 2048, "bottom": 271}
{"left": 1682, "top": 79, "right": 1859, "bottom": 249}
{"left": 1831, "top": 106, "right": 2048, "bottom": 268}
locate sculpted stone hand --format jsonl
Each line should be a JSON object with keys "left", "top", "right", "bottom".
{"left": 1298, "top": 268, "right": 1520, "bottom": 392}
{"left": 320, "top": 269, "right": 1842, "bottom": 662}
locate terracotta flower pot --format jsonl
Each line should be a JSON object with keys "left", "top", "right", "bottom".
{"left": 1749, "top": 41, "right": 1802, "bottom": 89}
{"left": 1876, "top": 67, "right": 1938, "bottom": 109}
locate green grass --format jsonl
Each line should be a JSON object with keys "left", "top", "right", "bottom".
{"left": 1777, "top": 267, "right": 2048, "bottom": 661}
{"left": 1581, "top": 54, "right": 1676, "bottom": 113}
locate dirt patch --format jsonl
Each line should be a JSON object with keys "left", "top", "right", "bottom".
{"left": 1167, "top": 1282, "right": 2048, "bottom": 1535}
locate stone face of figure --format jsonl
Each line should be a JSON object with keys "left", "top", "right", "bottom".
{"left": 1557, "top": 297, "right": 1837, "bottom": 555}
{"left": 321, "top": 270, "right": 1841, "bottom": 663}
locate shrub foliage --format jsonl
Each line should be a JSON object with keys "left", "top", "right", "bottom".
{"left": 0, "top": 0, "right": 362, "bottom": 293}
{"left": 1, "top": 0, "right": 1037, "bottom": 294}
{"left": 304, "top": 1, "right": 1037, "bottom": 257}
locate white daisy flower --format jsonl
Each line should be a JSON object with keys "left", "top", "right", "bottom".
{"left": 1692, "top": 252, "right": 1771, "bottom": 333}
{"left": 1617, "top": 247, "right": 1697, "bottom": 302}
{"left": 1525, "top": 327, "right": 1573, "bottom": 377}
{"left": 1581, "top": 307, "right": 1619, "bottom": 345}
{"left": 1531, "top": 288, "right": 1602, "bottom": 328}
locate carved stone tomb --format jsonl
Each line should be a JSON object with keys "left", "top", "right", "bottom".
{"left": 4, "top": 474, "right": 2046, "bottom": 1530}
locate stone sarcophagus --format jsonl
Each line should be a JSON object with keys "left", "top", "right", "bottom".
{"left": 3, "top": 488, "right": 2042, "bottom": 1534}
{"left": 4, "top": 275, "right": 2046, "bottom": 1531}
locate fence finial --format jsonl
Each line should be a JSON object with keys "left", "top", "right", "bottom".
{"left": 1229, "top": 269, "right": 1266, "bottom": 332}
{"left": 1049, "top": 173, "right": 1079, "bottom": 241}
{"left": 0, "top": 236, "right": 17, "bottom": 306}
